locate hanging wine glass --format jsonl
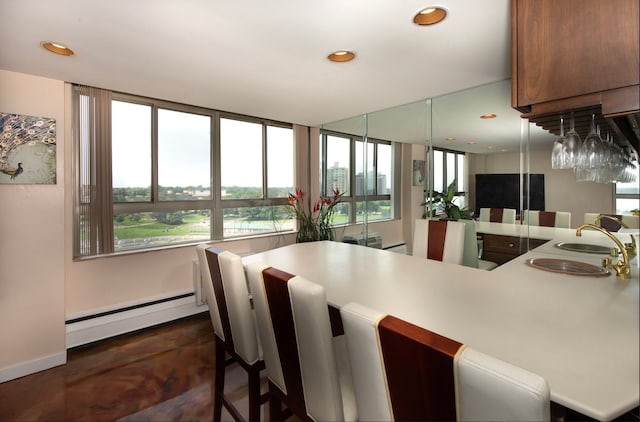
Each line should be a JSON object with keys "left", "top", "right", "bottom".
{"left": 563, "top": 112, "right": 581, "bottom": 168}
{"left": 551, "top": 116, "right": 568, "bottom": 169}
{"left": 603, "top": 133, "right": 621, "bottom": 183}
{"left": 577, "top": 114, "right": 606, "bottom": 170}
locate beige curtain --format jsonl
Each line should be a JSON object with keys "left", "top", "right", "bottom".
{"left": 75, "top": 85, "right": 113, "bottom": 257}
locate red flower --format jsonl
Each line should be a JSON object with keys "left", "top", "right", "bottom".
{"left": 287, "top": 188, "right": 344, "bottom": 242}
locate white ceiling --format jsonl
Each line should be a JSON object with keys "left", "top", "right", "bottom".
{"left": 0, "top": 0, "right": 510, "bottom": 126}
{"left": 0, "top": 0, "right": 515, "bottom": 128}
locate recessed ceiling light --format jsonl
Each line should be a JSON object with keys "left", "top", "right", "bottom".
{"left": 467, "top": 141, "right": 477, "bottom": 145}
{"left": 487, "top": 145, "right": 495, "bottom": 149}
{"left": 446, "top": 137, "right": 455, "bottom": 141}
{"left": 328, "top": 50, "right": 355, "bottom": 62}
{"left": 413, "top": 7, "right": 447, "bottom": 25}
{"left": 42, "top": 41, "right": 74, "bottom": 56}
{"left": 480, "top": 113, "right": 497, "bottom": 119}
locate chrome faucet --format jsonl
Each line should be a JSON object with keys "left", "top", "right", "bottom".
{"left": 576, "top": 224, "right": 631, "bottom": 279}
{"left": 594, "top": 214, "right": 637, "bottom": 258}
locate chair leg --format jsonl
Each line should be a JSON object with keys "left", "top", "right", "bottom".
{"left": 248, "top": 365, "right": 261, "bottom": 422}
{"left": 213, "top": 336, "right": 225, "bottom": 422}
{"left": 268, "top": 384, "right": 284, "bottom": 422}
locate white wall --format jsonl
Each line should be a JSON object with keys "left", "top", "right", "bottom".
{"left": 0, "top": 70, "right": 67, "bottom": 381}
{"left": 469, "top": 148, "right": 614, "bottom": 227}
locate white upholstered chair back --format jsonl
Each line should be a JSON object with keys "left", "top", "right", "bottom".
{"left": 523, "top": 210, "right": 571, "bottom": 228}
{"left": 461, "top": 220, "right": 498, "bottom": 271}
{"left": 339, "top": 302, "right": 393, "bottom": 421}
{"left": 479, "top": 208, "right": 517, "bottom": 224}
{"left": 217, "top": 251, "right": 262, "bottom": 365}
{"left": 288, "top": 276, "right": 357, "bottom": 422}
{"left": 245, "top": 262, "right": 287, "bottom": 395}
{"left": 197, "top": 245, "right": 267, "bottom": 422}
{"left": 195, "top": 244, "right": 224, "bottom": 339}
{"left": 413, "top": 219, "right": 466, "bottom": 264}
{"left": 254, "top": 266, "right": 357, "bottom": 422}
{"left": 341, "top": 302, "right": 550, "bottom": 422}
{"left": 456, "top": 347, "right": 550, "bottom": 421}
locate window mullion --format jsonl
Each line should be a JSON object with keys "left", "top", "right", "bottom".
{"left": 151, "top": 105, "right": 159, "bottom": 203}
{"left": 263, "top": 123, "right": 268, "bottom": 198}
{"left": 212, "top": 112, "right": 223, "bottom": 239}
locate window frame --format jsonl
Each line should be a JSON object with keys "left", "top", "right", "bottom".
{"left": 73, "top": 87, "right": 295, "bottom": 258}
{"left": 319, "top": 129, "right": 400, "bottom": 224}
{"left": 427, "top": 146, "right": 468, "bottom": 215}
{"left": 613, "top": 159, "right": 640, "bottom": 214}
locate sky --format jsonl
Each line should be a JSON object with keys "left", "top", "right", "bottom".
{"left": 111, "top": 101, "right": 293, "bottom": 188}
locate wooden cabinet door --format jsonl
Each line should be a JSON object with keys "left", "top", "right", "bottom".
{"left": 512, "top": 0, "right": 639, "bottom": 111}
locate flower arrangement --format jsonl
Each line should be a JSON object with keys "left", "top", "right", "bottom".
{"left": 287, "top": 188, "right": 344, "bottom": 242}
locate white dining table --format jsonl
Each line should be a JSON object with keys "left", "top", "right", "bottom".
{"left": 243, "top": 236, "right": 639, "bottom": 422}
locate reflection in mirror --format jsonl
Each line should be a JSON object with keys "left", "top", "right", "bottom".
{"left": 321, "top": 79, "right": 637, "bottom": 253}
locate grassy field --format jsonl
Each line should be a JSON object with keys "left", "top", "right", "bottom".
{"left": 114, "top": 212, "right": 209, "bottom": 239}
{"left": 113, "top": 206, "right": 391, "bottom": 241}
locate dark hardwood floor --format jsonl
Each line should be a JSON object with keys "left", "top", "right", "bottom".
{"left": 0, "top": 313, "right": 267, "bottom": 422}
{"left": 1, "top": 312, "right": 637, "bottom": 422}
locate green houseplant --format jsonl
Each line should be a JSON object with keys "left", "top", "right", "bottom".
{"left": 422, "top": 179, "right": 472, "bottom": 220}
{"left": 287, "top": 188, "right": 344, "bottom": 242}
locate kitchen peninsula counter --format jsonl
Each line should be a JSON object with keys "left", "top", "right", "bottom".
{"left": 244, "top": 229, "right": 638, "bottom": 421}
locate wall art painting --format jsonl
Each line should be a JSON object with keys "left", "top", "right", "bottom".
{"left": 413, "top": 159, "right": 425, "bottom": 186}
{"left": 0, "top": 112, "right": 56, "bottom": 184}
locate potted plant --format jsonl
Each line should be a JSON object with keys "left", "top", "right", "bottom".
{"left": 422, "top": 179, "right": 472, "bottom": 220}
{"left": 287, "top": 188, "right": 344, "bottom": 242}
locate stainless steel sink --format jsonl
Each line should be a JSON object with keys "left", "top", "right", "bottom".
{"left": 554, "top": 242, "right": 612, "bottom": 254}
{"left": 525, "top": 258, "right": 610, "bottom": 277}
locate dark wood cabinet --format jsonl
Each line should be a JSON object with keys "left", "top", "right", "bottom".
{"left": 511, "top": 0, "right": 639, "bottom": 152}
{"left": 482, "top": 234, "right": 547, "bottom": 265}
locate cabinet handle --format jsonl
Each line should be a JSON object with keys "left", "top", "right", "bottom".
{"left": 508, "top": 243, "right": 514, "bottom": 248}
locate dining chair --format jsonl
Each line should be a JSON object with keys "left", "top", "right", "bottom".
{"left": 340, "top": 302, "right": 551, "bottom": 422}
{"left": 461, "top": 219, "right": 498, "bottom": 270}
{"left": 196, "top": 244, "right": 267, "bottom": 422}
{"left": 412, "top": 218, "right": 466, "bottom": 264}
{"left": 478, "top": 207, "right": 517, "bottom": 224}
{"left": 245, "top": 262, "right": 357, "bottom": 422}
{"left": 584, "top": 213, "right": 639, "bottom": 231}
{"left": 523, "top": 210, "right": 571, "bottom": 228}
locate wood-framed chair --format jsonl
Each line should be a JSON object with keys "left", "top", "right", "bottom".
{"left": 412, "top": 219, "right": 466, "bottom": 264}
{"left": 523, "top": 210, "right": 571, "bottom": 228}
{"left": 584, "top": 213, "right": 640, "bottom": 231}
{"left": 196, "top": 244, "right": 267, "bottom": 422}
{"left": 479, "top": 208, "right": 517, "bottom": 224}
{"left": 245, "top": 262, "right": 357, "bottom": 422}
{"left": 340, "top": 301, "right": 550, "bottom": 422}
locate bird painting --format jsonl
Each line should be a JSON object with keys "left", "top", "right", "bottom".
{"left": 1, "top": 162, "right": 23, "bottom": 179}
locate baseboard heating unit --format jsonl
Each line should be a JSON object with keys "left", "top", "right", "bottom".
{"left": 343, "top": 232, "right": 382, "bottom": 249}
{"left": 65, "top": 292, "right": 208, "bottom": 349}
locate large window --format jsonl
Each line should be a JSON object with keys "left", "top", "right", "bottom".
{"left": 320, "top": 131, "right": 399, "bottom": 224}
{"left": 615, "top": 160, "right": 639, "bottom": 214}
{"left": 430, "top": 147, "right": 467, "bottom": 211}
{"left": 74, "top": 86, "right": 294, "bottom": 258}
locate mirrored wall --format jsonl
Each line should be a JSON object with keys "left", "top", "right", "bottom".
{"left": 321, "top": 79, "right": 625, "bottom": 249}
